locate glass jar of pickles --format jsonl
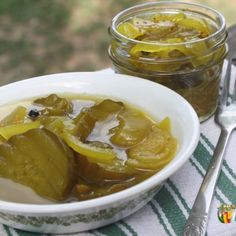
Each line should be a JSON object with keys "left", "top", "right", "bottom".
{"left": 108, "top": 2, "right": 228, "bottom": 121}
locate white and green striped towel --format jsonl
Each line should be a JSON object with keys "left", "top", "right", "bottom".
{"left": 1, "top": 66, "right": 236, "bottom": 236}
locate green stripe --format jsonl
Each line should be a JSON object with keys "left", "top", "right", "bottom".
{"left": 97, "top": 224, "right": 127, "bottom": 236}
{"left": 193, "top": 140, "right": 236, "bottom": 204}
{"left": 119, "top": 221, "right": 137, "bottom": 236}
{"left": 193, "top": 142, "right": 210, "bottom": 170}
{"left": 154, "top": 186, "right": 186, "bottom": 236}
{"left": 189, "top": 158, "right": 224, "bottom": 203}
{"left": 222, "top": 160, "right": 236, "bottom": 181}
{"left": 200, "top": 133, "right": 214, "bottom": 150}
{"left": 201, "top": 133, "right": 236, "bottom": 180}
{"left": 3, "top": 225, "right": 13, "bottom": 236}
{"left": 149, "top": 201, "right": 172, "bottom": 236}
{"left": 14, "top": 229, "right": 41, "bottom": 236}
{"left": 167, "top": 179, "right": 190, "bottom": 212}
{"left": 148, "top": 175, "right": 194, "bottom": 235}
{"left": 189, "top": 158, "right": 204, "bottom": 178}
{"left": 217, "top": 173, "right": 236, "bottom": 205}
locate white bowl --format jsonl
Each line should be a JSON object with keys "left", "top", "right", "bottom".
{"left": 0, "top": 72, "right": 200, "bottom": 233}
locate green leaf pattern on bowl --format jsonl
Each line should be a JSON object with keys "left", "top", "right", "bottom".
{"left": 0, "top": 186, "right": 160, "bottom": 228}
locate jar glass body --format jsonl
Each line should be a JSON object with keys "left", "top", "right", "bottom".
{"left": 108, "top": 2, "right": 228, "bottom": 121}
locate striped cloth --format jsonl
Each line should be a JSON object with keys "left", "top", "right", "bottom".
{"left": 1, "top": 66, "right": 236, "bottom": 236}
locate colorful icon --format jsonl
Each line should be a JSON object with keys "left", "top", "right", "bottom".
{"left": 218, "top": 204, "right": 236, "bottom": 223}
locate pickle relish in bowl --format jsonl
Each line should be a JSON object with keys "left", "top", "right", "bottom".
{"left": 0, "top": 72, "right": 200, "bottom": 234}
{"left": 108, "top": 2, "right": 228, "bottom": 121}
{"left": 0, "top": 94, "right": 177, "bottom": 203}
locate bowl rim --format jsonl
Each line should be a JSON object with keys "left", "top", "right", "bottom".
{"left": 0, "top": 71, "right": 200, "bottom": 213}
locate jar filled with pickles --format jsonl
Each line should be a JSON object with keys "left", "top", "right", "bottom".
{"left": 108, "top": 2, "right": 228, "bottom": 121}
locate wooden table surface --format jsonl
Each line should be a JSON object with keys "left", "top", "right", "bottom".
{"left": 228, "top": 24, "right": 236, "bottom": 65}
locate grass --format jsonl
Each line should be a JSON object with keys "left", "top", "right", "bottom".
{"left": 0, "top": 0, "right": 235, "bottom": 85}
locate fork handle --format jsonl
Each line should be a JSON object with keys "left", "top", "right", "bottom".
{"left": 183, "top": 128, "right": 232, "bottom": 236}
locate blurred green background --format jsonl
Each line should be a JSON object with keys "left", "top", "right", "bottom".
{"left": 0, "top": 0, "right": 235, "bottom": 85}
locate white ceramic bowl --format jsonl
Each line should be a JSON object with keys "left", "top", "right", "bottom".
{"left": 0, "top": 72, "right": 200, "bottom": 233}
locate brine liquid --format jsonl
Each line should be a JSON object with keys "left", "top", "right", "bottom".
{"left": 0, "top": 95, "right": 177, "bottom": 203}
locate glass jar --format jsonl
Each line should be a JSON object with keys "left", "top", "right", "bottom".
{"left": 108, "top": 2, "right": 228, "bottom": 122}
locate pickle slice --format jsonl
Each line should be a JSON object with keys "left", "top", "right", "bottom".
{"left": 34, "top": 94, "right": 73, "bottom": 116}
{"left": 76, "top": 156, "right": 136, "bottom": 184}
{"left": 157, "top": 117, "right": 171, "bottom": 132}
{"left": 152, "top": 13, "right": 186, "bottom": 23}
{"left": 0, "top": 128, "right": 76, "bottom": 201}
{"left": 0, "top": 121, "right": 41, "bottom": 140}
{"left": 0, "top": 106, "right": 27, "bottom": 127}
{"left": 127, "top": 125, "right": 177, "bottom": 170}
{"left": 74, "top": 99, "right": 124, "bottom": 141}
{"left": 74, "top": 109, "right": 96, "bottom": 141}
{"left": 178, "top": 18, "right": 210, "bottom": 37}
{"left": 130, "top": 42, "right": 188, "bottom": 58}
{"left": 129, "top": 36, "right": 184, "bottom": 56}
{"left": 130, "top": 39, "right": 211, "bottom": 69}
{"left": 110, "top": 109, "right": 152, "bottom": 148}
{"left": 75, "top": 171, "right": 153, "bottom": 201}
{"left": 133, "top": 17, "right": 156, "bottom": 28}
{"left": 88, "top": 99, "right": 124, "bottom": 121}
{"left": 187, "top": 41, "right": 212, "bottom": 66}
{"left": 39, "top": 116, "right": 76, "bottom": 137}
{"left": 117, "top": 22, "right": 143, "bottom": 39}
{"left": 63, "top": 132, "right": 116, "bottom": 164}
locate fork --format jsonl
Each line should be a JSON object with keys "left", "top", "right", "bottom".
{"left": 183, "top": 57, "right": 235, "bottom": 236}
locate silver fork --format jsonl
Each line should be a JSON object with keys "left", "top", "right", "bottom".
{"left": 183, "top": 57, "right": 236, "bottom": 236}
